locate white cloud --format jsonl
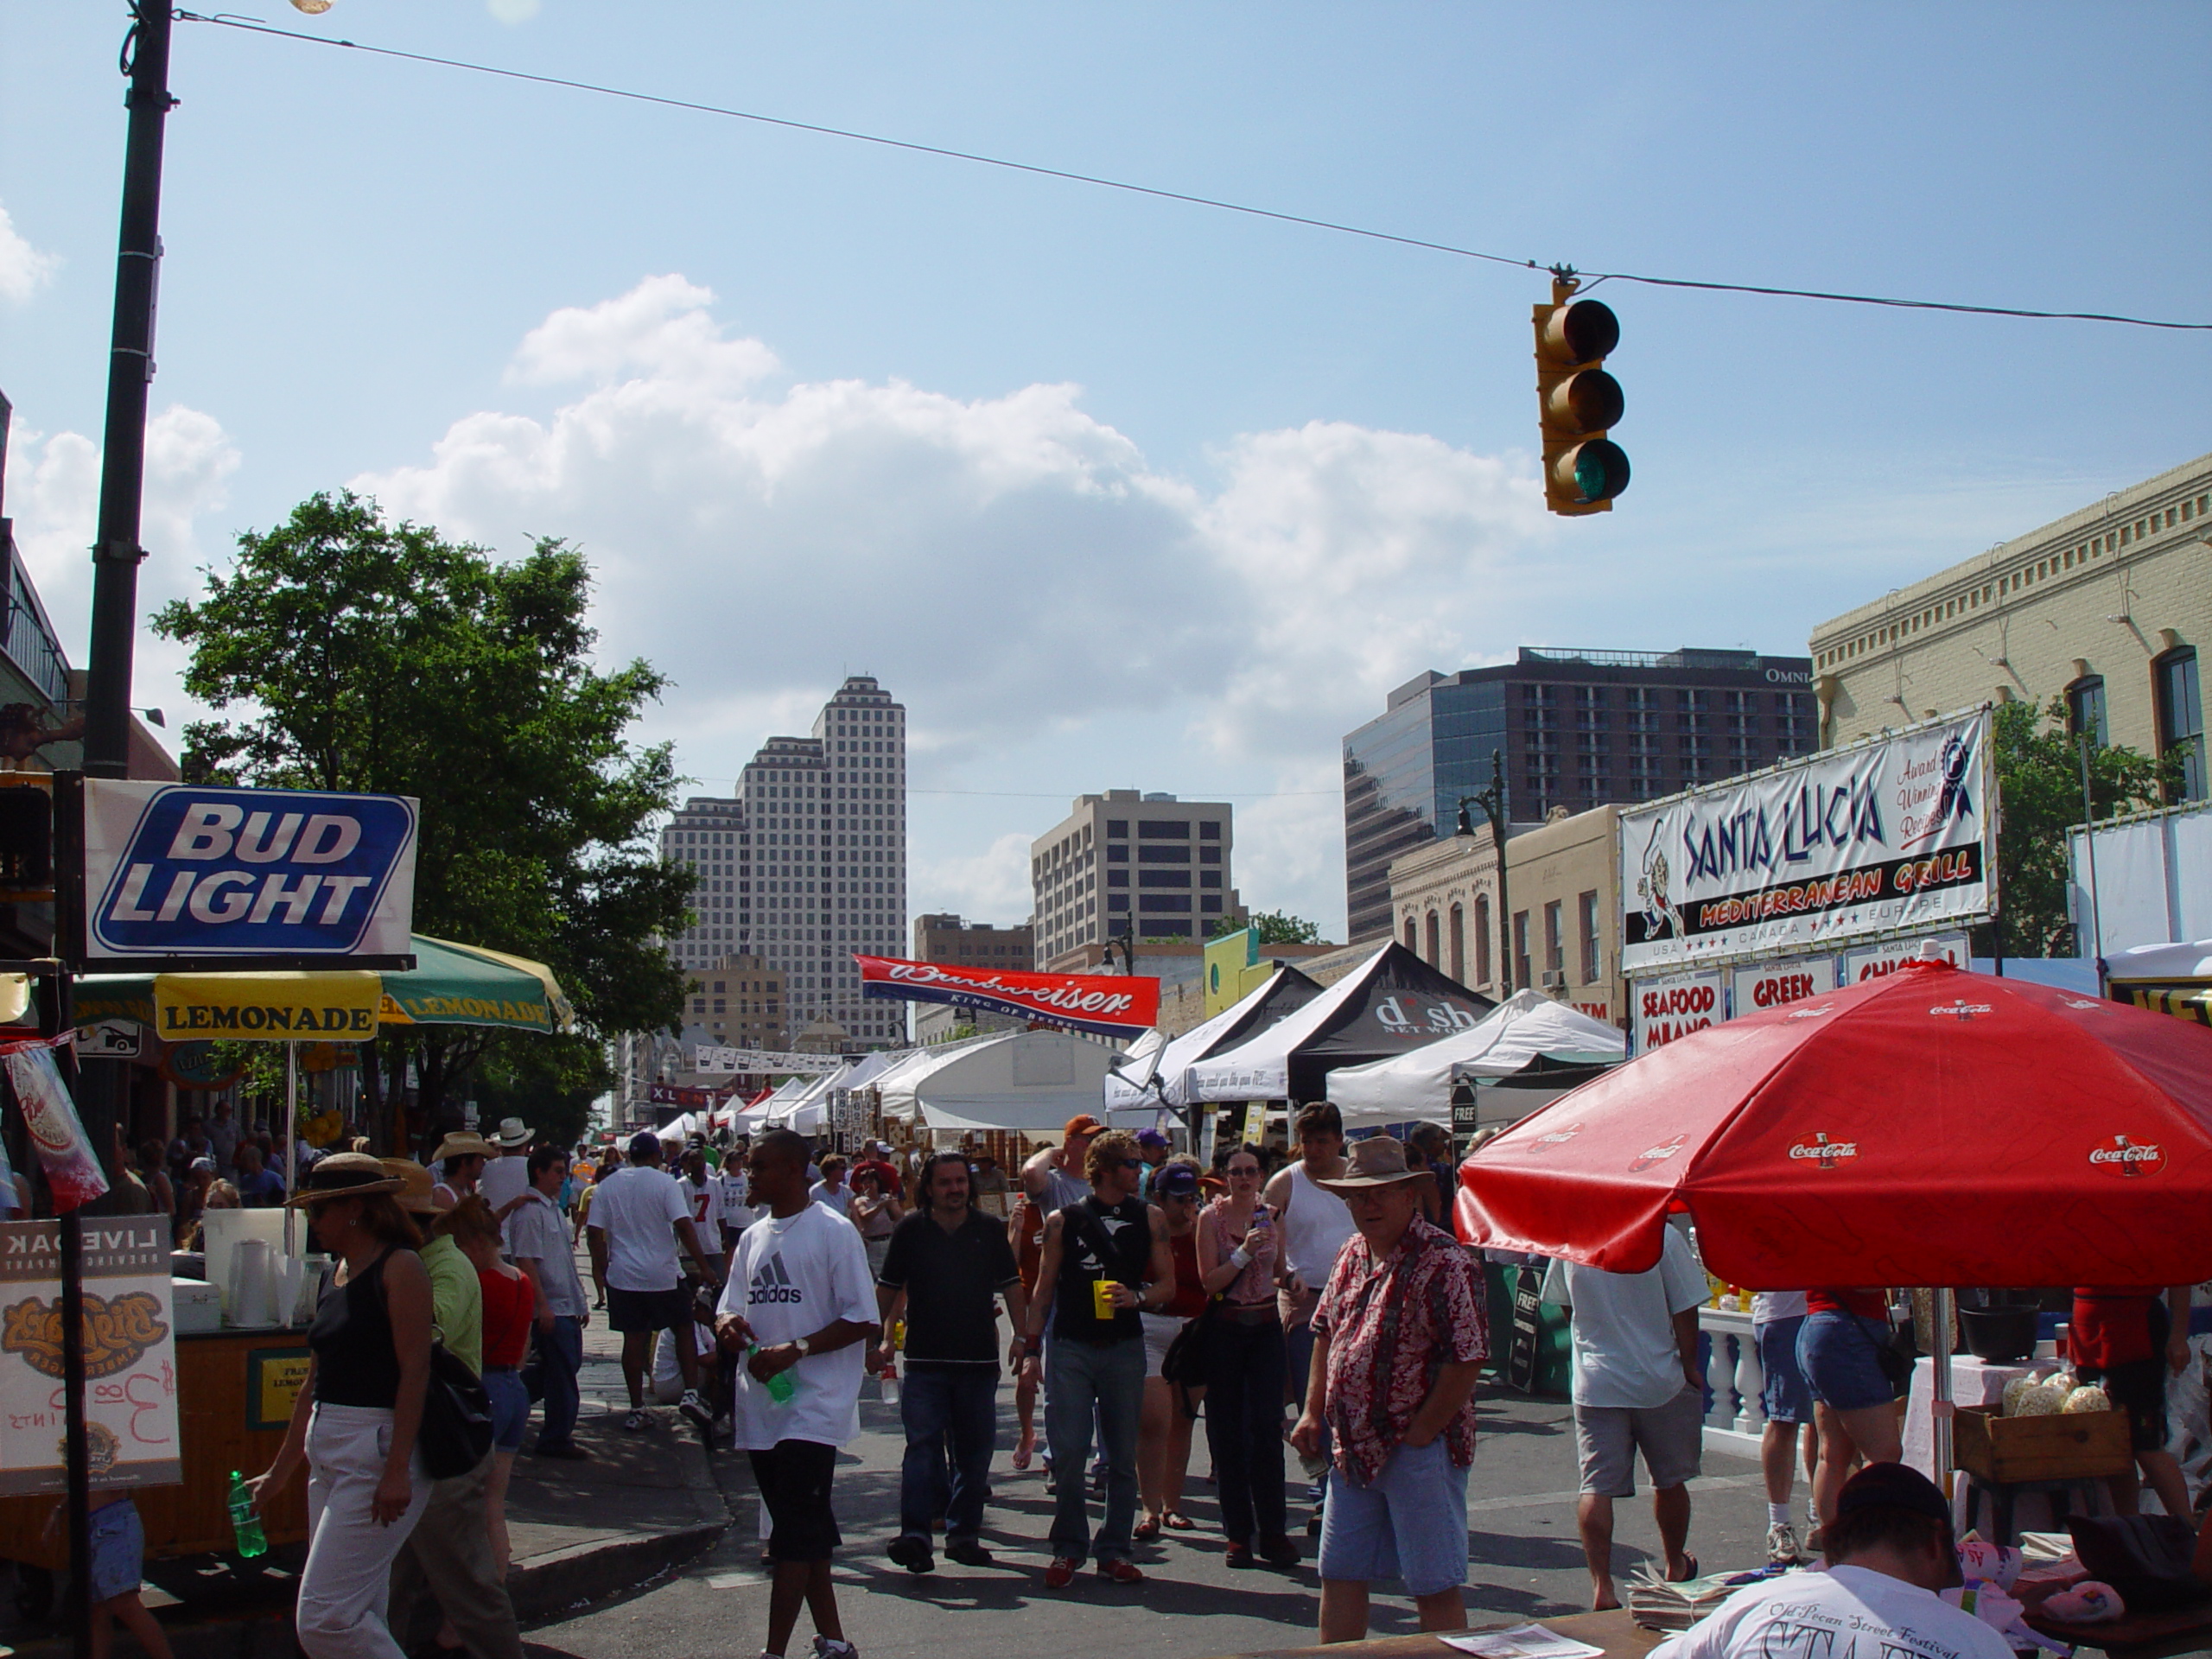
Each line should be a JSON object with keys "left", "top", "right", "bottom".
{"left": 0, "top": 203, "right": 59, "bottom": 303}
{"left": 913, "top": 830, "right": 1036, "bottom": 926}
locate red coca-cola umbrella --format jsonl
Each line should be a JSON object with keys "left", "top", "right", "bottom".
{"left": 1458, "top": 960, "right": 2212, "bottom": 1289}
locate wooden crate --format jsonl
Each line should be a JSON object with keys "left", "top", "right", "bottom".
{"left": 1954, "top": 1403, "right": 2133, "bottom": 1484}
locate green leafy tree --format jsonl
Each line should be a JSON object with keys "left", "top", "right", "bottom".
{"left": 1985, "top": 696, "right": 2170, "bottom": 957}
{"left": 155, "top": 491, "right": 692, "bottom": 1152}
{"left": 1209, "top": 910, "right": 1323, "bottom": 944}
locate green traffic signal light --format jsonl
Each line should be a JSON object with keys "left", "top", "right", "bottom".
{"left": 1556, "top": 439, "right": 1630, "bottom": 506}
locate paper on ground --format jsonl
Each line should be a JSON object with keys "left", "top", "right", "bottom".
{"left": 1444, "top": 1624, "right": 1608, "bottom": 1659}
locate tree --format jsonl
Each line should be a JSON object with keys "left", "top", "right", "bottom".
{"left": 1985, "top": 696, "right": 2170, "bottom": 958}
{"left": 1210, "top": 910, "right": 1323, "bottom": 945}
{"left": 155, "top": 491, "right": 692, "bottom": 1152}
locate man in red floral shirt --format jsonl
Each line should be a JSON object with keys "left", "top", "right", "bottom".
{"left": 1291, "top": 1135, "right": 1487, "bottom": 1644}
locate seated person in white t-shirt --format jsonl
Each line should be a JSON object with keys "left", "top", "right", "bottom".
{"left": 652, "top": 1321, "right": 721, "bottom": 1405}
{"left": 1652, "top": 1463, "right": 2014, "bottom": 1659}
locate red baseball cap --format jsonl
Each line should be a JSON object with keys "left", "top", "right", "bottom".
{"left": 1063, "top": 1115, "right": 1104, "bottom": 1141}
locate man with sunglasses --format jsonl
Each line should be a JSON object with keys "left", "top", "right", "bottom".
{"left": 1022, "top": 1129, "right": 1175, "bottom": 1589}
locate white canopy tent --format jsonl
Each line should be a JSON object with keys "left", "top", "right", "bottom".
{"left": 1103, "top": 965, "right": 1323, "bottom": 1116}
{"left": 2105, "top": 939, "right": 2212, "bottom": 982}
{"left": 771, "top": 1061, "right": 857, "bottom": 1134}
{"left": 1326, "top": 989, "right": 1625, "bottom": 1123}
{"left": 736, "top": 1075, "right": 807, "bottom": 1132}
{"left": 881, "top": 1030, "right": 1116, "bottom": 1137}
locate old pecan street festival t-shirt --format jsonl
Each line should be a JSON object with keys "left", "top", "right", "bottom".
{"left": 721, "top": 1202, "right": 876, "bottom": 1451}
{"left": 1651, "top": 1566, "right": 2016, "bottom": 1659}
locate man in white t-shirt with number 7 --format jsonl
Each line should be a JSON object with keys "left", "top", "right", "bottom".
{"left": 717, "top": 1128, "right": 877, "bottom": 1659}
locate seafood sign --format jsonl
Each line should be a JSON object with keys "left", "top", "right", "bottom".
{"left": 0, "top": 1220, "right": 178, "bottom": 1493}
{"left": 1619, "top": 708, "right": 1994, "bottom": 972}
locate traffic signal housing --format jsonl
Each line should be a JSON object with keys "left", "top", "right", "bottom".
{"left": 1533, "top": 281, "right": 1628, "bottom": 516}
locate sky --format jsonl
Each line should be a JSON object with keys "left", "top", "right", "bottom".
{"left": 3, "top": 3, "right": 2208, "bottom": 943}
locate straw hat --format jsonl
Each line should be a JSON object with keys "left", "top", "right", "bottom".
{"left": 379, "top": 1159, "right": 444, "bottom": 1217}
{"left": 432, "top": 1132, "right": 498, "bottom": 1164}
{"left": 491, "top": 1116, "right": 533, "bottom": 1149}
{"left": 1314, "top": 1135, "right": 1433, "bottom": 1195}
{"left": 287, "top": 1152, "right": 404, "bottom": 1207}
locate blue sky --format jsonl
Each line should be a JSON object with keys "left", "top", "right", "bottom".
{"left": 3, "top": 2, "right": 2207, "bottom": 939}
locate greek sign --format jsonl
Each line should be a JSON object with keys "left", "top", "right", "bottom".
{"left": 0, "top": 1220, "right": 179, "bottom": 1493}
{"left": 84, "top": 781, "right": 418, "bottom": 961}
{"left": 1618, "top": 709, "right": 1994, "bottom": 973}
{"left": 1730, "top": 957, "right": 1839, "bottom": 1016}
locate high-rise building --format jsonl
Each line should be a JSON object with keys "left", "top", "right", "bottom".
{"left": 1031, "top": 791, "right": 1243, "bottom": 969}
{"left": 1342, "top": 647, "right": 1815, "bottom": 944}
{"left": 913, "top": 913, "right": 1033, "bottom": 970}
{"left": 658, "top": 675, "right": 906, "bottom": 1048}
{"left": 682, "top": 954, "right": 785, "bottom": 1051}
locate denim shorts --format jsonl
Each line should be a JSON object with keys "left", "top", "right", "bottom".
{"left": 1317, "top": 1437, "right": 1469, "bottom": 1597}
{"left": 484, "top": 1367, "right": 531, "bottom": 1451}
{"left": 88, "top": 1498, "right": 143, "bottom": 1605}
{"left": 1756, "top": 1316, "right": 1815, "bottom": 1425}
{"left": 1796, "top": 1311, "right": 1896, "bottom": 1412}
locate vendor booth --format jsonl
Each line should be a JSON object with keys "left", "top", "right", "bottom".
{"left": 1184, "top": 941, "right": 1491, "bottom": 1104}
{"left": 880, "top": 1030, "right": 1114, "bottom": 1137}
{"left": 1326, "top": 988, "right": 1624, "bottom": 1128}
{"left": 1102, "top": 963, "right": 1323, "bottom": 1118}
{"left": 2106, "top": 938, "right": 2212, "bottom": 1026}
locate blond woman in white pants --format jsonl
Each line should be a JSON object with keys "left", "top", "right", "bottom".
{"left": 250, "top": 1154, "right": 436, "bottom": 1659}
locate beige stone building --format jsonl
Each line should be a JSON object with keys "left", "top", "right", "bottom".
{"left": 1387, "top": 804, "right": 1624, "bottom": 1026}
{"left": 1809, "top": 452, "right": 2210, "bottom": 804}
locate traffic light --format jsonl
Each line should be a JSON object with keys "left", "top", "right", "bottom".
{"left": 0, "top": 777, "right": 53, "bottom": 901}
{"left": 1533, "top": 278, "right": 1628, "bottom": 516}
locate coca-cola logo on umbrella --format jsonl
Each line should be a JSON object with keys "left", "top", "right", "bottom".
{"left": 1788, "top": 1132, "right": 1859, "bottom": 1169}
{"left": 1630, "top": 1134, "right": 1688, "bottom": 1173}
{"left": 1526, "top": 1122, "right": 1584, "bottom": 1154}
{"left": 2088, "top": 1135, "right": 2165, "bottom": 1177}
{"left": 1929, "top": 1000, "right": 1993, "bottom": 1020}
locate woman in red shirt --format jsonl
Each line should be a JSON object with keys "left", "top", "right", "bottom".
{"left": 1137, "top": 1160, "right": 1211, "bottom": 1540}
{"left": 1796, "top": 1288, "right": 1902, "bottom": 1541}
{"left": 2071, "top": 1286, "right": 2193, "bottom": 1520}
{"left": 448, "top": 1199, "right": 537, "bottom": 1577}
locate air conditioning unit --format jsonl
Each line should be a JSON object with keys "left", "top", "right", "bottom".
{"left": 1541, "top": 969, "right": 1567, "bottom": 991}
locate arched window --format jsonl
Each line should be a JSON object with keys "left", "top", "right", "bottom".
{"left": 2065, "top": 674, "right": 2107, "bottom": 747}
{"left": 1424, "top": 910, "right": 1442, "bottom": 967}
{"left": 1473, "top": 894, "right": 1492, "bottom": 987}
{"left": 1448, "top": 903, "right": 1466, "bottom": 983}
{"left": 1403, "top": 916, "right": 1418, "bottom": 952}
{"left": 2154, "top": 647, "right": 2204, "bottom": 803}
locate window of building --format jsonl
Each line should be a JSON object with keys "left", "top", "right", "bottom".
{"left": 1447, "top": 903, "right": 1465, "bottom": 983}
{"left": 1403, "top": 916, "right": 1418, "bottom": 952}
{"left": 1199, "top": 870, "right": 1221, "bottom": 888}
{"left": 1107, "top": 869, "right": 1128, "bottom": 887}
{"left": 1138, "top": 845, "right": 1192, "bottom": 863}
{"left": 2065, "top": 676, "right": 2108, "bottom": 747}
{"left": 1199, "top": 821, "right": 1221, "bottom": 840}
{"left": 1543, "top": 901, "right": 1563, "bottom": 979}
{"left": 1473, "top": 895, "right": 1492, "bottom": 986}
{"left": 1424, "top": 910, "right": 1441, "bottom": 967}
{"left": 1106, "top": 820, "right": 1128, "bottom": 838}
{"left": 1137, "top": 870, "right": 1191, "bottom": 888}
{"left": 1512, "top": 911, "right": 1530, "bottom": 992}
{"left": 2155, "top": 647, "right": 2205, "bottom": 804}
{"left": 1198, "top": 846, "right": 1222, "bottom": 864}
{"left": 1138, "top": 821, "right": 1191, "bottom": 839}
{"left": 1578, "top": 890, "right": 1599, "bottom": 984}
{"left": 1106, "top": 843, "right": 1128, "bottom": 862}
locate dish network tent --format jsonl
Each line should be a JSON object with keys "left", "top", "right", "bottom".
{"left": 1327, "top": 988, "right": 1626, "bottom": 1125}
{"left": 1184, "top": 942, "right": 1493, "bottom": 1103}
{"left": 1103, "top": 963, "right": 1325, "bottom": 1116}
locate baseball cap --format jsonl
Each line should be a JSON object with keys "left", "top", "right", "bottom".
{"left": 1063, "top": 1114, "right": 1104, "bottom": 1140}
{"left": 1834, "top": 1462, "right": 1951, "bottom": 1526}
{"left": 1135, "top": 1128, "right": 1170, "bottom": 1149}
{"left": 627, "top": 1130, "right": 662, "bottom": 1158}
{"left": 1153, "top": 1164, "right": 1200, "bottom": 1199}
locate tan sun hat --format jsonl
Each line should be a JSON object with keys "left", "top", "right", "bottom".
{"left": 491, "top": 1116, "right": 533, "bottom": 1149}
{"left": 379, "top": 1158, "right": 444, "bottom": 1217}
{"left": 1314, "top": 1135, "right": 1433, "bottom": 1195}
{"left": 431, "top": 1132, "right": 499, "bottom": 1165}
{"left": 287, "top": 1151, "right": 404, "bottom": 1207}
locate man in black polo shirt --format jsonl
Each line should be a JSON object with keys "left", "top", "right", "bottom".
{"left": 874, "top": 1151, "right": 1029, "bottom": 1573}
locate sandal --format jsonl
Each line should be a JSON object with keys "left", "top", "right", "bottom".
{"left": 1666, "top": 1554, "right": 1700, "bottom": 1584}
{"left": 1135, "top": 1516, "right": 1162, "bottom": 1541}
{"left": 1162, "top": 1511, "right": 1196, "bottom": 1531}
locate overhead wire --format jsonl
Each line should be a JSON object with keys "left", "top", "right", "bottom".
{"left": 177, "top": 10, "right": 2212, "bottom": 333}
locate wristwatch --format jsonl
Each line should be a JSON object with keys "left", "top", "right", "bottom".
{"left": 793, "top": 1336, "right": 813, "bottom": 1358}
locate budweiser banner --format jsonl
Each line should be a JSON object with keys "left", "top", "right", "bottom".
{"left": 1619, "top": 707, "right": 1995, "bottom": 973}
{"left": 856, "top": 955, "right": 1159, "bottom": 1037}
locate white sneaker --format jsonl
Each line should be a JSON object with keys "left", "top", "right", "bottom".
{"left": 679, "top": 1389, "right": 714, "bottom": 1431}
{"left": 1765, "top": 1521, "right": 1803, "bottom": 1565}
{"left": 811, "top": 1638, "right": 857, "bottom": 1659}
{"left": 622, "top": 1408, "right": 651, "bottom": 1432}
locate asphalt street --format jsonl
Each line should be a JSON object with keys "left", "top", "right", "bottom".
{"left": 526, "top": 1309, "right": 1778, "bottom": 1659}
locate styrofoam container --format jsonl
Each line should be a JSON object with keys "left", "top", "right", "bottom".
{"left": 172, "top": 1278, "right": 224, "bottom": 1336}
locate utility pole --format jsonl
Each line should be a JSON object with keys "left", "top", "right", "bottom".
{"left": 1456, "top": 749, "right": 1514, "bottom": 994}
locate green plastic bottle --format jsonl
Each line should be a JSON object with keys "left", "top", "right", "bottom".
{"left": 226, "top": 1471, "right": 267, "bottom": 1559}
{"left": 750, "top": 1345, "right": 798, "bottom": 1404}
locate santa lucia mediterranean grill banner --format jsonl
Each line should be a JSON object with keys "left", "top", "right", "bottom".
{"left": 1618, "top": 707, "right": 1995, "bottom": 974}
{"left": 856, "top": 955, "right": 1159, "bottom": 1037}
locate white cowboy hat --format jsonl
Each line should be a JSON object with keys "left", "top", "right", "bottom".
{"left": 492, "top": 1116, "right": 533, "bottom": 1149}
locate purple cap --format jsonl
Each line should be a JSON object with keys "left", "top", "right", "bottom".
{"left": 1135, "top": 1128, "right": 1170, "bottom": 1149}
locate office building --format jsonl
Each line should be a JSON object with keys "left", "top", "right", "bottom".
{"left": 912, "top": 913, "right": 1033, "bottom": 970}
{"left": 658, "top": 674, "right": 906, "bottom": 1048}
{"left": 1342, "top": 647, "right": 1815, "bottom": 944}
{"left": 683, "top": 954, "right": 785, "bottom": 1051}
{"left": 1810, "top": 452, "right": 2210, "bottom": 804}
{"left": 1031, "top": 791, "right": 1243, "bottom": 969}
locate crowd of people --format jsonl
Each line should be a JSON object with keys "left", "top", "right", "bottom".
{"left": 238, "top": 1098, "right": 2209, "bottom": 1659}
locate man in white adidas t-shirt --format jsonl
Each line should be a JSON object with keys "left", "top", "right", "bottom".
{"left": 717, "top": 1128, "right": 877, "bottom": 1659}
{"left": 1652, "top": 1463, "right": 2012, "bottom": 1659}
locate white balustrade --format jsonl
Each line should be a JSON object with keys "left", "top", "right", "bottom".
{"left": 1699, "top": 1306, "right": 1768, "bottom": 1459}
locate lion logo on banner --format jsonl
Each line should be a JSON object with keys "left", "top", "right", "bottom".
{"left": 3, "top": 1293, "right": 169, "bottom": 1379}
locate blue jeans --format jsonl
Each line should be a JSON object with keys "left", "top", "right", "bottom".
{"left": 899, "top": 1364, "right": 998, "bottom": 1546}
{"left": 535, "top": 1316, "right": 584, "bottom": 1450}
{"left": 1046, "top": 1335, "right": 1144, "bottom": 1565}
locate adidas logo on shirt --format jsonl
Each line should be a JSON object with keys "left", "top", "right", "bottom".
{"left": 748, "top": 1252, "right": 802, "bottom": 1305}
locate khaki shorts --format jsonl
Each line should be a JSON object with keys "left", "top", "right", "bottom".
{"left": 1573, "top": 1383, "right": 1703, "bottom": 1498}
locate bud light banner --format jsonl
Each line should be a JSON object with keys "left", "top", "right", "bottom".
{"left": 1618, "top": 708, "right": 1994, "bottom": 973}
{"left": 83, "top": 781, "right": 418, "bottom": 962}
{"left": 856, "top": 955, "right": 1159, "bottom": 1038}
